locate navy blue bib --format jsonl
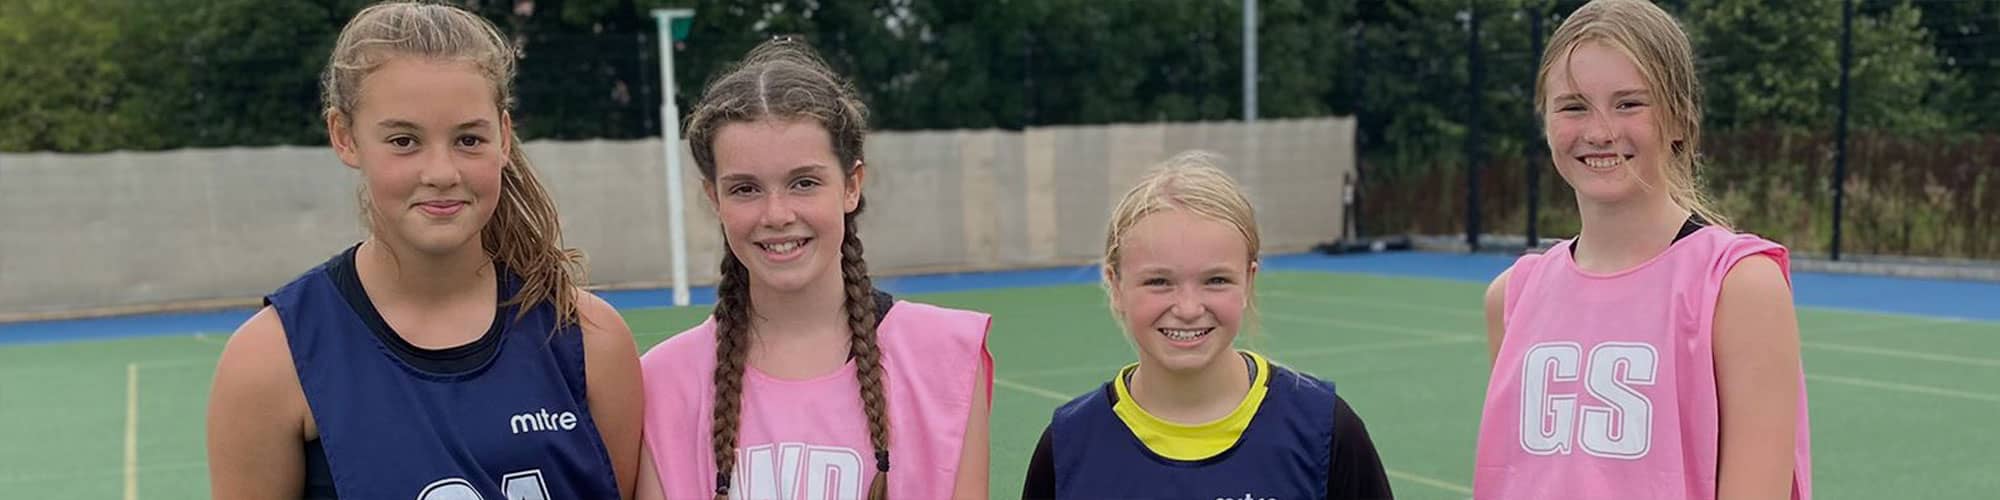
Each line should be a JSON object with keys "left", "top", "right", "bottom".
{"left": 268, "top": 249, "right": 619, "bottom": 499}
{"left": 1050, "top": 364, "right": 1337, "bottom": 500}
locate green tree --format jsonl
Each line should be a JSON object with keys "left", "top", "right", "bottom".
{"left": 0, "top": 0, "right": 138, "bottom": 152}
{"left": 1686, "top": 0, "right": 1951, "bottom": 133}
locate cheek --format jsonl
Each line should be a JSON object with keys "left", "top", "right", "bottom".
{"left": 471, "top": 161, "right": 505, "bottom": 197}
{"left": 1117, "top": 290, "right": 1162, "bottom": 326}
{"left": 361, "top": 161, "right": 415, "bottom": 205}
{"left": 1545, "top": 119, "right": 1576, "bottom": 149}
{"left": 1208, "top": 291, "right": 1248, "bottom": 326}
{"left": 717, "top": 204, "right": 758, "bottom": 237}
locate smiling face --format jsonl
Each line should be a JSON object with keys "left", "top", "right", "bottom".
{"left": 705, "top": 119, "right": 863, "bottom": 297}
{"left": 1107, "top": 208, "right": 1258, "bottom": 375}
{"left": 330, "top": 57, "right": 508, "bottom": 257}
{"left": 1542, "top": 40, "right": 1677, "bottom": 207}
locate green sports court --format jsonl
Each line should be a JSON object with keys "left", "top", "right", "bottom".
{"left": 5, "top": 251, "right": 1997, "bottom": 499}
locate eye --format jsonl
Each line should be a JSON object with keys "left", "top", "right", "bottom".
{"left": 728, "top": 183, "right": 761, "bottom": 196}
{"left": 1141, "top": 277, "right": 1171, "bottom": 287}
{"left": 1557, "top": 104, "right": 1585, "bottom": 113}
{"left": 791, "top": 177, "right": 822, "bottom": 191}
{"left": 1206, "top": 276, "right": 1234, "bottom": 286}
{"left": 1617, "top": 100, "right": 1647, "bottom": 111}
{"left": 388, "top": 136, "right": 417, "bottom": 149}
{"left": 457, "top": 135, "right": 488, "bottom": 148}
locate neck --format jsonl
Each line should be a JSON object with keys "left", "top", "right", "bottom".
{"left": 747, "top": 269, "right": 854, "bottom": 340}
{"left": 1128, "top": 351, "right": 1251, "bottom": 424}
{"left": 1573, "top": 192, "right": 1692, "bottom": 273}
{"left": 355, "top": 237, "right": 495, "bottom": 306}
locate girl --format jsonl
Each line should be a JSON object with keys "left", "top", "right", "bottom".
{"left": 1021, "top": 151, "right": 1392, "bottom": 499}
{"left": 1474, "top": 1, "right": 1812, "bottom": 499}
{"left": 633, "top": 39, "right": 994, "bottom": 500}
{"left": 205, "top": 2, "right": 642, "bottom": 499}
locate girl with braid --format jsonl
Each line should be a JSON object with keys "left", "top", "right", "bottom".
{"left": 635, "top": 38, "right": 994, "bottom": 500}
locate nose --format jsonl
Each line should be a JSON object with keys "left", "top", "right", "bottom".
{"left": 759, "top": 192, "right": 797, "bottom": 228}
{"left": 418, "top": 147, "right": 463, "bottom": 190}
{"left": 1170, "top": 287, "right": 1205, "bottom": 321}
{"left": 1581, "top": 111, "right": 1617, "bottom": 147}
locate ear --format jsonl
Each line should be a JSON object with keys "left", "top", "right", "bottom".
{"left": 1246, "top": 260, "right": 1261, "bottom": 300}
{"left": 327, "top": 110, "right": 361, "bottom": 170}
{"left": 702, "top": 179, "right": 720, "bottom": 211}
{"left": 843, "top": 160, "right": 866, "bottom": 214}
{"left": 500, "top": 110, "right": 516, "bottom": 155}
{"left": 1102, "top": 263, "right": 1122, "bottom": 312}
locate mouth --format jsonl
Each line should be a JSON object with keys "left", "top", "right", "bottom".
{"left": 415, "top": 200, "right": 467, "bottom": 217}
{"left": 1577, "top": 154, "right": 1631, "bottom": 171}
{"left": 1158, "top": 327, "right": 1215, "bottom": 344}
{"left": 753, "top": 237, "right": 811, "bottom": 260}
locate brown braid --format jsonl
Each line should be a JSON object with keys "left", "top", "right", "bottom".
{"left": 839, "top": 201, "right": 892, "bottom": 500}
{"left": 708, "top": 251, "right": 754, "bottom": 499}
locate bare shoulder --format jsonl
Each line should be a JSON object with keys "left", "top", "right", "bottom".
{"left": 572, "top": 288, "right": 636, "bottom": 342}
{"left": 1484, "top": 268, "right": 1512, "bottom": 313}
{"left": 209, "top": 305, "right": 309, "bottom": 439}
{"left": 1720, "top": 254, "right": 1791, "bottom": 300}
{"left": 214, "top": 306, "right": 300, "bottom": 394}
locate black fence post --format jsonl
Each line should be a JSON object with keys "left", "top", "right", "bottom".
{"left": 1465, "top": 5, "right": 1484, "bottom": 252}
{"left": 1832, "top": 0, "right": 1854, "bottom": 260}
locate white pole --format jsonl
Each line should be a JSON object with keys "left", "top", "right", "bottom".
{"left": 1243, "top": 0, "right": 1257, "bottom": 122}
{"left": 653, "top": 9, "right": 694, "bottom": 306}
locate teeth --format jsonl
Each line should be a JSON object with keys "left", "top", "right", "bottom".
{"left": 763, "top": 240, "right": 803, "bottom": 254}
{"left": 1584, "top": 156, "right": 1625, "bottom": 169}
{"left": 1161, "top": 328, "right": 1210, "bottom": 341}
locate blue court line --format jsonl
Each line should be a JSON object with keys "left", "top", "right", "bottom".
{"left": 4, "top": 251, "right": 1997, "bottom": 346}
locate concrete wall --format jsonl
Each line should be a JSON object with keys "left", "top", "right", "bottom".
{"left": 0, "top": 117, "right": 1354, "bottom": 317}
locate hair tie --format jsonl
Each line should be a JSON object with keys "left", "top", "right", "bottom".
{"left": 875, "top": 450, "right": 890, "bottom": 472}
{"left": 715, "top": 472, "right": 731, "bottom": 495}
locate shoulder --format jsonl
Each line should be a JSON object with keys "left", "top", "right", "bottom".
{"left": 879, "top": 300, "right": 991, "bottom": 355}
{"left": 573, "top": 289, "right": 636, "bottom": 351}
{"left": 1266, "top": 364, "right": 1342, "bottom": 426}
{"left": 216, "top": 306, "right": 296, "bottom": 384}
{"left": 211, "top": 306, "right": 307, "bottom": 422}
{"left": 635, "top": 315, "right": 719, "bottom": 394}
{"left": 1051, "top": 383, "right": 1112, "bottom": 424}
{"left": 884, "top": 300, "right": 992, "bottom": 334}
{"left": 1718, "top": 254, "right": 1793, "bottom": 311}
{"left": 1484, "top": 267, "right": 1512, "bottom": 314}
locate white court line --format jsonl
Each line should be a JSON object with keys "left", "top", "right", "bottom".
{"left": 1808, "top": 374, "right": 2000, "bottom": 403}
{"left": 993, "top": 376, "right": 1476, "bottom": 495}
{"left": 993, "top": 377, "right": 1073, "bottom": 401}
{"left": 0, "top": 460, "right": 206, "bottom": 485}
{"left": 1387, "top": 469, "right": 1474, "bottom": 495}
{"left": 1806, "top": 341, "right": 2000, "bottom": 368}
{"left": 190, "top": 332, "right": 229, "bottom": 347}
{"left": 124, "top": 363, "right": 139, "bottom": 500}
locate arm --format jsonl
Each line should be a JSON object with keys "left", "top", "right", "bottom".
{"left": 1484, "top": 268, "right": 1511, "bottom": 362}
{"left": 1020, "top": 427, "right": 1056, "bottom": 500}
{"left": 206, "top": 306, "right": 308, "bottom": 499}
{"left": 634, "top": 442, "right": 666, "bottom": 500}
{"left": 1326, "top": 396, "right": 1393, "bottom": 500}
{"left": 951, "top": 349, "right": 993, "bottom": 500}
{"left": 1712, "top": 255, "right": 1801, "bottom": 499}
{"left": 578, "top": 290, "right": 645, "bottom": 500}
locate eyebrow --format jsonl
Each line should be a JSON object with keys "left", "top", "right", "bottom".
{"left": 375, "top": 119, "right": 494, "bottom": 132}
{"left": 1551, "top": 88, "right": 1650, "bottom": 105}
{"left": 718, "top": 164, "right": 832, "bottom": 183}
{"left": 1133, "top": 264, "right": 1243, "bottom": 276}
